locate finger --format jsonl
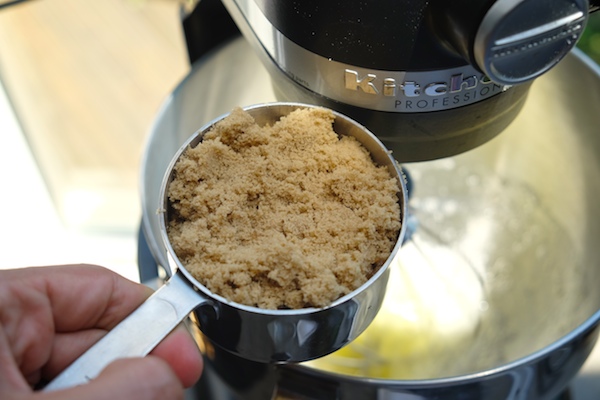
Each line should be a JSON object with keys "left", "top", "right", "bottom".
{"left": 41, "top": 328, "right": 106, "bottom": 379}
{"left": 150, "top": 324, "right": 203, "bottom": 388}
{"left": 2, "top": 265, "right": 153, "bottom": 382}
{"left": 44, "top": 325, "right": 203, "bottom": 387}
{"left": 40, "top": 265, "right": 153, "bottom": 332}
{"left": 40, "top": 357, "right": 184, "bottom": 400}
{"left": 0, "top": 326, "right": 30, "bottom": 391}
{"left": 1, "top": 265, "right": 151, "bottom": 333}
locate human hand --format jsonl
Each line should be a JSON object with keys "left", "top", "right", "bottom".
{"left": 0, "top": 264, "right": 203, "bottom": 400}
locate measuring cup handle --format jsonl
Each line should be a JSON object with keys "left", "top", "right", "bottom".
{"left": 43, "top": 270, "right": 209, "bottom": 392}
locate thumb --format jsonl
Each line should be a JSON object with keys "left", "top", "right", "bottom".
{"left": 43, "top": 357, "right": 184, "bottom": 400}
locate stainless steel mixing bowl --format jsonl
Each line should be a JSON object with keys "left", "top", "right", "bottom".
{"left": 140, "top": 37, "right": 600, "bottom": 399}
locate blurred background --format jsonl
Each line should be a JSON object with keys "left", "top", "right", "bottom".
{"left": 0, "top": 0, "right": 598, "bottom": 280}
{"left": 579, "top": 9, "right": 600, "bottom": 63}
{"left": 0, "top": 0, "right": 189, "bottom": 280}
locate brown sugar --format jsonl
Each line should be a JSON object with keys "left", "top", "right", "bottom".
{"left": 166, "top": 107, "right": 401, "bottom": 309}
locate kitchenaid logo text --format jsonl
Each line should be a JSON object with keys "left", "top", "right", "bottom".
{"left": 344, "top": 69, "right": 505, "bottom": 111}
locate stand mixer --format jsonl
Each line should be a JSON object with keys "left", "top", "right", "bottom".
{"left": 138, "top": 1, "right": 600, "bottom": 399}
{"left": 219, "top": 0, "right": 597, "bottom": 161}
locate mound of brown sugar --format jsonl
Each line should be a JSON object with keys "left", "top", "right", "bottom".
{"left": 167, "top": 107, "right": 401, "bottom": 309}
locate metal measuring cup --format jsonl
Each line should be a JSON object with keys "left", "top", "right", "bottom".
{"left": 44, "top": 102, "right": 408, "bottom": 391}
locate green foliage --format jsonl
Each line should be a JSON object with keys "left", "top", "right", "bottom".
{"left": 578, "top": 12, "right": 600, "bottom": 64}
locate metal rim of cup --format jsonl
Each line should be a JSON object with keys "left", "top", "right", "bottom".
{"left": 157, "top": 101, "right": 408, "bottom": 316}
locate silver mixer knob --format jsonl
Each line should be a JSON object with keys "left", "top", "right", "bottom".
{"left": 473, "top": 0, "right": 589, "bottom": 85}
